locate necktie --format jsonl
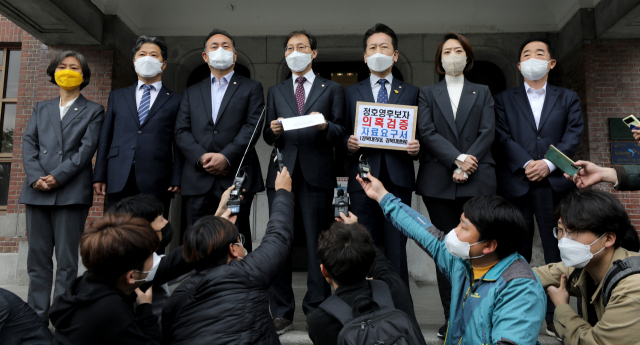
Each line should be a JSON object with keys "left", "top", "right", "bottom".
{"left": 138, "top": 84, "right": 152, "bottom": 124}
{"left": 377, "top": 79, "right": 388, "bottom": 104}
{"left": 295, "top": 76, "right": 307, "bottom": 115}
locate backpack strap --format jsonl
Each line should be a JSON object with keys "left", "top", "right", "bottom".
{"left": 602, "top": 257, "right": 640, "bottom": 307}
{"left": 368, "top": 279, "right": 395, "bottom": 311}
{"left": 318, "top": 295, "right": 356, "bottom": 326}
{"left": 568, "top": 267, "right": 583, "bottom": 287}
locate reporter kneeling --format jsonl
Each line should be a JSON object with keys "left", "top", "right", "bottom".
{"left": 161, "top": 168, "right": 294, "bottom": 345}
{"left": 532, "top": 189, "right": 640, "bottom": 344}
{"left": 49, "top": 214, "right": 161, "bottom": 344}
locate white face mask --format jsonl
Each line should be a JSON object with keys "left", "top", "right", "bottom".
{"left": 441, "top": 54, "right": 467, "bottom": 76}
{"left": 445, "top": 230, "right": 485, "bottom": 260}
{"left": 519, "top": 58, "right": 550, "bottom": 81}
{"left": 134, "top": 56, "right": 164, "bottom": 78}
{"left": 207, "top": 48, "right": 235, "bottom": 70}
{"left": 234, "top": 242, "right": 247, "bottom": 260}
{"left": 366, "top": 53, "right": 394, "bottom": 73}
{"left": 135, "top": 252, "right": 164, "bottom": 283}
{"left": 286, "top": 51, "right": 313, "bottom": 73}
{"left": 558, "top": 234, "right": 606, "bottom": 268}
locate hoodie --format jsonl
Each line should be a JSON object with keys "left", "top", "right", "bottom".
{"left": 49, "top": 271, "right": 161, "bottom": 345}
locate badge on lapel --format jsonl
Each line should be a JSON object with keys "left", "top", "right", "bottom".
{"left": 394, "top": 90, "right": 399, "bottom": 94}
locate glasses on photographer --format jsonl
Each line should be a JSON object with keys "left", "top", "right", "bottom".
{"left": 285, "top": 45, "right": 310, "bottom": 53}
{"left": 553, "top": 226, "right": 579, "bottom": 240}
{"left": 234, "top": 233, "right": 245, "bottom": 246}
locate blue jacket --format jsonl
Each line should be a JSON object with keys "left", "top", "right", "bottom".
{"left": 380, "top": 193, "right": 546, "bottom": 345}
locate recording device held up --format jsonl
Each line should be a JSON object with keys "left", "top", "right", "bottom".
{"left": 226, "top": 105, "right": 267, "bottom": 215}
{"left": 272, "top": 145, "right": 285, "bottom": 173}
{"left": 333, "top": 189, "right": 350, "bottom": 218}
{"left": 358, "top": 154, "right": 371, "bottom": 181}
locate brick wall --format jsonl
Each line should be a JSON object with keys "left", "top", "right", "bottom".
{"left": 579, "top": 39, "right": 640, "bottom": 230}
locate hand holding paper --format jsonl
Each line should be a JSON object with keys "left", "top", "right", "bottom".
{"left": 279, "top": 113, "right": 326, "bottom": 131}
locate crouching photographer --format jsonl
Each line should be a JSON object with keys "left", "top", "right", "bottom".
{"left": 161, "top": 167, "right": 294, "bottom": 345}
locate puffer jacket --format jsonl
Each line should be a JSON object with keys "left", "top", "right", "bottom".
{"left": 533, "top": 247, "right": 640, "bottom": 345}
{"left": 161, "top": 189, "right": 294, "bottom": 345}
{"left": 380, "top": 193, "right": 547, "bottom": 345}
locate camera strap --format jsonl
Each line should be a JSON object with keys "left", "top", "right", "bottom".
{"left": 235, "top": 105, "right": 267, "bottom": 178}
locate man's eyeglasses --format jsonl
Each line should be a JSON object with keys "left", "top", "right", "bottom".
{"left": 553, "top": 226, "right": 579, "bottom": 240}
{"left": 285, "top": 45, "right": 310, "bottom": 53}
{"left": 234, "top": 233, "right": 245, "bottom": 246}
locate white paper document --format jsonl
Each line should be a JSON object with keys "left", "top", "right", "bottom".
{"left": 280, "top": 114, "right": 325, "bottom": 131}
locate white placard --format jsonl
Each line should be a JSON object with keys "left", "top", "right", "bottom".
{"left": 280, "top": 114, "right": 325, "bottom": 131}
{"left": 354, "top": 102, "right": 418, "bottom": 150}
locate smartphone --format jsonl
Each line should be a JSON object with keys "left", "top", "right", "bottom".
{"left": 544, "top": 145, "right": 582, "bottom": 178}
{"left": 623, "top": 115, "right": 640, "bottom": 129}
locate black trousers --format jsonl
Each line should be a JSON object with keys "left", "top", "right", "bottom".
{"left": 508, "top": 178, "right": 562, "bottom": 324}
{"left": 26, "top": 204, "right": 90, "bottom": 325}
{"left": 107, "top": 166, "right": 173, "bottom": 253}
{"left": 183, "top": 178, "right": 255, "bottom": 252}
{"left": 268, "top": 158, "right": 333, "bottom": 319}
{"left": 350, "top": 157, "right": 410, "bottom": 286}
{"left": 422, "top": 196, "right": 471, "bottom": 322}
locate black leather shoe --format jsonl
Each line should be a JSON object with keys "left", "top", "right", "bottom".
{"left": 273, "top": 317, "right": 293, "bottom": 335}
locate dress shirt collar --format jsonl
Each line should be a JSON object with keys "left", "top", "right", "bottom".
{"left": 370, "top": 72, "right": 394, "bottom": 87}
{"left": 137, "top": 79, "right": 162, "bottom": 91}
{"left": 524, "top": 81, "right": 547, "bottom": 94}
{"left": 211, "top": 70, "right": 235, "bottom": 86}
{"left": 293, "top": 69, "right": 316, "bottom": 84}
{"left": 444, "top": 74, "right": 464, "bottom": 86}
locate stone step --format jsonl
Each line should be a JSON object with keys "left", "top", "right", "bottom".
{"left": 278, "top": 330, "right": 563, "bottom": 345}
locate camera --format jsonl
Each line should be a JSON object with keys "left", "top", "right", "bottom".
{"left": 333, "top": 189, "right": 350, "bottom": 218}
{"left": 227, "top": 170, "right": 246, "bottom": 215}
{"left": 272, "top": 147, "right": 284, "bottom": 172}
{"left": 358, "top": 155, "right": 371, "bottom": 181}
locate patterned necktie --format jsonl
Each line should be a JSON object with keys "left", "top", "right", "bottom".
{"left": 295, "top": 76, "right": 307, "bottom": 115}
{"left": 377, "top": 79, "right": 388, "bottom": 104}
{"left": 138, "top": 84, "right": 152, "bottom": 124}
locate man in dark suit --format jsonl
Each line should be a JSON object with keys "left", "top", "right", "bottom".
{"left": 175, "top": 29, "right": 264, "bottom": 252}
{"left": 93, "top": 36, "right": 183, "bottom": 252}
{"left": 493, "top": 37, "right": 583, "bottom": 337}
{"left": 344, "top": 23, "right": 420, "bottom": 286}
{"left": 264, "top": 30, "right": 345, "bottom": 334}
{"left": 20, "top": 51, "right": 104, "bottom": 325}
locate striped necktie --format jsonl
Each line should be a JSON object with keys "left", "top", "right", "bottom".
{"left": 138, "top": 84, "right": 152, "bottom": 124}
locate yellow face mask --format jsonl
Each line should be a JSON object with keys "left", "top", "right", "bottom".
{"left": 54, "top": 69, "right": 83, "bottom": 90}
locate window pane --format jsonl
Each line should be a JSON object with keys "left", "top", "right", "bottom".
{"left": 1, "top": 103, "right": 15, "bottom": 154}
{"left": 0, "top": 50, "right": 4, "bottom": 65}
{"left": 4, "top": 50, "right": 20, "bottom": 98}
{"left": 0, "top": 162, "right": 10, "bottom": 205}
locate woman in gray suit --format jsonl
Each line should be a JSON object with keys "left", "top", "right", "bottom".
{"left": 19, "top": 51, "right": 104, "bottom": 326}
{"left": 415, "top": 32, "right": 496, "bottom": 338}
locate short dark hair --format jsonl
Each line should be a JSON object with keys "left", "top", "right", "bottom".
{"left": 463, "top": 195, "right": 526, "bottom": 259}
{"left": 132, "top": 36, "right": 168, "bottom": 61}
{"left": 434, "top": 32, "right": 474, "bottom": 75}
{"left": 203, "top": 29, "right": 236, "bottom": 51}
{"left": 555, "top": 189, "right": 640, "bottom": 252}
{"left": 108, "top": 194, "right": 164, "bottom": 224}
{"left": 81, "top": 214, "right": 159, "bottom": 283}
{"left": 283, "top": 30, "right": 317, "bottom": 51}
{"left": 317, "top": 222, "right": 376, "bottom": 286}
{"left": 363, "top": 23, "right": 398, "bottom": 52}
{"left": 183, "top": 216, "right": 239, "bottom": 268}
{"left": 46, "top": 51, "right": 91, "bottom": 90}
{"left": 519, "top": 37, "right": 555, "bottom": 60}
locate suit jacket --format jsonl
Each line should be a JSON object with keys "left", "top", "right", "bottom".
{"left": 493, "top": 83, "right": 584, "bottom": 199}
{"left": 263, "top": 76, "right": 345, "bottom": 189}
{"left": 93, "top": 84, "right": 184, "bottom": 198}
{"left": 416, "top": 78, "right": 496, "bottom": 199}
{"left": 343, "top": 78, "right": 419, "bottom": 193}
{"left": 175, "top": 73, "right": 265, "bottom": 196}
{"left": 19, "top": 95, "right": 105, "bottom": 206}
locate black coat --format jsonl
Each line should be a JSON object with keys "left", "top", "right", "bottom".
{"left": 416, "top": 78, "right": 496, "bottom": 199}
{"left": 493, "top": 84, "right": 584, "bottom": 198}
{"left": 49, "top": 272, "right": 161, "bottom": 345}
{"left": 161, "top": 189, "right": 295, "bottom": 345}
{"left": 263, "top": 76, "right": 345, "bottom": 189}
{"left": 93, "top": 84, "right": 184, "bottom": 197}
{"left": 307, "top": 248, "right": 417, "bottom": 345}
{"left": 175, "top": 74, "right": 265, "bottom": 196}
{"left": 343, "top": 77, "right": 420, "bottom": 193}
{"left": 0, "top": 288, "right": 52, "bottom": 345}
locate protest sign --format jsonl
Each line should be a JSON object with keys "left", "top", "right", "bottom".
{"left": 354, "top": 101, "right": 417, "bottom": 150}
